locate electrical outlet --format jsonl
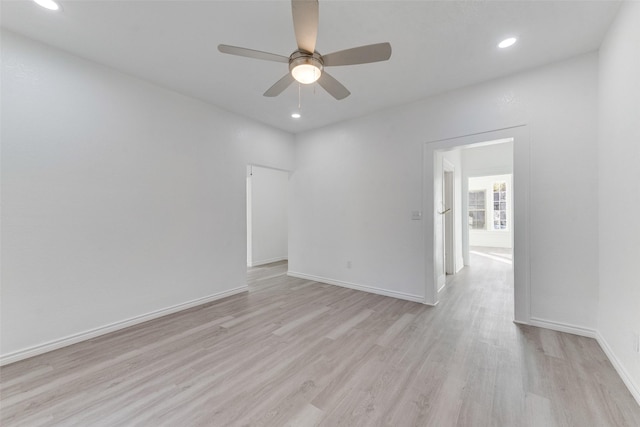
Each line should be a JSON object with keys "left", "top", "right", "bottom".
{"left": 346, "top": 261, "right": 352, "bottom": 269}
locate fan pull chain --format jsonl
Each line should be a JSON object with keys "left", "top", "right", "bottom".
{"left": 298, "top": 83, "right": 301, "bottom": 109}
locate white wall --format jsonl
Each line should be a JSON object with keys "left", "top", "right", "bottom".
{"left": 468, "top": 174, "right": 513, "bottom": 249}
{"left": 290, "top": 52, "right": 599, "bottom": 329}
{"left": 597, "top": 1, "right": 640, "bottom": 402}
{"left": 247, "top": 166, "right": 288, "bottom": 266}
{"left": 0, "top": 31, "right": 295, "bottom": 361}
{"left": 463, "top": 141, "right": 514, "bottom": 177}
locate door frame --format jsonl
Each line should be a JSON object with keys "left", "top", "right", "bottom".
{"left": 423, "top": 125, "right": 530, "bottom": 324}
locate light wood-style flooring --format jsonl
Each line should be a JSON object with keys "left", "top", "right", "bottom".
{"left": 1, "top": 249, "right": 639, "bottom": 426}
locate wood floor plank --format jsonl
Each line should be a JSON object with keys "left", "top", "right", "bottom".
{"left": 273, "top": 306, "right": 332, "bottom": 336}
{"left": 375, "top": 312, "right": 415, "bottom": 347}
{"left": 284, "top": 403, "right": 324, "bottom": 427}
{"left": 325, "top": 309, "right": 373, "bottom": 340}
{"left": 525, "top": 392, "right": 555, "bottom": 427}
{"left": 2, "top": 249, "right": 639, "bottom": 426}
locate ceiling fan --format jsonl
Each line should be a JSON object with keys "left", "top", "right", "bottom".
{"left": 218, "top": 0, "right": 392, "bottom": 100}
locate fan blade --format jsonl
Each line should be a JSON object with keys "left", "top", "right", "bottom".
{"left": 264, "top": 73, "right": 295, "bottom": 97}
{"left": 291, "top": 0, "right": 319, "bottom": 53}
{"left": 317, "top": 72, "right": 350, "bottom": 100}
{"left": 322, "top": 42, "right": 392, "bottom": 67}
{"left": 218, "top": 45, "right": 289, "bottom": 63}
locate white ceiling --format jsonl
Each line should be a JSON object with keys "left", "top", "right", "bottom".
{"left": 1, "top": 0, "right": 620, "bottom": 133}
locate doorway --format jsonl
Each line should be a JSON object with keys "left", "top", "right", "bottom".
{"left": 423, "top": 126, "right": 530, "bottom": 324}
{"left": 246, "top": 165, "right": 289, "bottom": 267}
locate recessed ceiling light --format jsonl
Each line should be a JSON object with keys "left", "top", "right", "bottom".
{"left": 33, "top": 0, "right": 60, "bottom": 11}
{"left": 291, "top": 113, "right": 301, "bottom": 119}
{"left": 498, "top": 37, "right": 517, "bottom": 49}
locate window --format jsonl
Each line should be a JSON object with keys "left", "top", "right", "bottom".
{"left": 493, "top": 181, "right": 507, "bottom": 230}
{"left": 468, "top": 190, "right": 486, "bottom": 229}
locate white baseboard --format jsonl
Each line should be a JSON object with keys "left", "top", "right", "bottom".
{"left": 248, "top": 256, "right": 288, "bottom": 267}
{"left": 0, "top": 286, "right": 248, "bottom": 366}
{"left": 528, "top": 317, "right": 597, "bottom": 338}
{"left": 287, "top": 271, "right": 424, "bottom": 303}
{"left": 596, "top": 332, "right": 640, "bottom": 406}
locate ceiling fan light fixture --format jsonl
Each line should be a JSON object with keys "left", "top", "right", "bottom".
{"left": 292, "top": 63, "right": 321, "bottom": 84}
{"left": 289, "top": 52, "right": 323, "bottom": 84}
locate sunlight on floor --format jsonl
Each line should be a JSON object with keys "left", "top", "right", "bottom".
{"left": 469, "top": 250, "right": 513, "bottom": 265}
